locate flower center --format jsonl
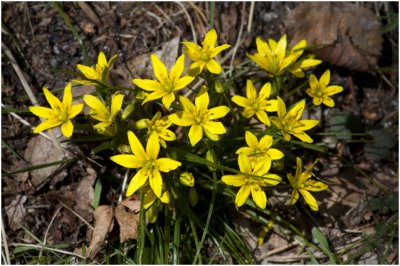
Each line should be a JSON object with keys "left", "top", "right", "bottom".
{"left": 316, "top": 89, "right": 324, "bottom": 97}
{"left": 194, "top": 108, "right": 209, "bottom": 125}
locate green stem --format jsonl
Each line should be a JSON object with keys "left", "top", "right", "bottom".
{"left": 209, "top": 2, "right": 215, "bottom": 28}
{"left": 172, "top": 215, "right": 181, "bottom": 264}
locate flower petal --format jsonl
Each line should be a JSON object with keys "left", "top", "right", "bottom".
{"left": 127, "top": 131, "right": 147, "bottom": 160}
{"left": 110, "top": 93, "right": 124, "bottom": 118}
{"left": 29, "top": 106, "right": 57, "bottom": 119}
{"left": 259, "top": 82, "right": 272, "bottom": 99}
{"left": 319, "top": 69, "right": 330, "bottom": 88}
{"left": 83, "top": 95, "right": 109, "bottom": 121}
{"left": 208, "top": 105, "right": 230, "bottom": 120}
{"left": 33, "top": 119, "right": 62, "bottom": 133}
{"left": 157, "top": 158, "right": 182, "bottom": 172}
{"left": 110, "top": 154, "right": 145, "bottom": 168}
{"left": 245, "top": 131, "right": 259, "bottom": 149}
{"left": 203, "top": 28, "right": 217, "bottom": 48}
{"left": 126, "top": 169, "right": 149, "bottom": 196}
{"left": 276, "top": 96, "right": 286, "bottom": 118}
{"left": 188, "top": 124, "right": 203, "bottom": 146}
{"left": 161, "top": 92, "right": 175, "bottom": 109}
{"left": 299, "top": 189, "right": 319, "bottom": 211}
{"left": 322, "top": 97, "right": 335, "bottom": 107}
{"left": 146, "top": 132, "right": 160, "bottom": 160}
{"left": 179, "top": 96, "right": 196, "bottom": 112}
{"left": 251, "top": 185, "right": 267, "bottom": 209}
{"left": 210, "top": 44, "right": 231, "bottom": 58}
{"left": 149, "top": 169, "right": 163, "bottom": 198}
{"left": 63, "top": 83, "right": 73, "bottom": 107}
{"left": 195, "top": 86, "right": 209, "bottom": 110}
{"left": 205, "top": 59, "right": 222, "bottom": 74}
{"left": 43, "top": 87, "right": 61, "bottom": 111}
{"left": 304, "top": 180, "right": 328, "bottom": 192}
{"left": 203, "top": 121, "right": 226, "bottom": 135}
{"left": 235, "top": 185, "right": 250, "bottom": 207}
{"left": 169, "top": 54, "right": 185, "bottom": 82}
{"left": 268, "top": 148, "right": 284, "bottom": 160}
{"left": 325, "top": 85, "right": 343, "bottom": 96}
{"left": 221, "top": 174, "right": 246, "bottom": 186}
{"left": 77, "top": 64, "right": 98, "bottom": 80}
{"left": 287, "top": 99, "right": 305, "bottom": 121}
{"left": 256, "top": 111, "right": 270, "bottom": 126}
{"left": 69, "top": 104, "right": 84, "bottom": 119}
{"left": 182, "top": 42, "right": 202, "bottom": 60}
{"left": 238, "top": 153, "right": 252, "bottom": 173}
{"left": 231, "top": 95, "right": 250, "bottom": 108}
{"left": 132, "top": 79, "right": 163, "bottom": 92}
{"left": 143, "top": 90, "right": 168, "bottom": 105}
{"left": 245, "top": 80, "right": 257, "bottom": 101}
{"left": 290, "top": 189, "right": 300, "bottom": 205}
{"left": 174, "top": 76, "right": 195, "bottom": 90}
{"left": 151, "top": 54, "right": 168, "bottom": 82}
{"left": 169, "top": 112, "right": 193, "bottom": 126}
{"left": 61, "top": 120, "right": 74, "bottom": 138}
{"left": 309, "top": 74, "right": 319, "bottom": 91}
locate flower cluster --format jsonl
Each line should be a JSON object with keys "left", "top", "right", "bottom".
{"left": 29, "top": 29, "right": 344, "bottom": 223}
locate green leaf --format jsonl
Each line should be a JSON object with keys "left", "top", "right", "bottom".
{"left": 312, "top": 227, "right": 336, "bottom": 264}
{"left": 364, "top": 128, "right": 396, "bottom": 161}
{"left": 91, "top": 178, "right": 102, "bottom": 208}
{"left": 328, "top": 111, "right": 362, "bottom": 140}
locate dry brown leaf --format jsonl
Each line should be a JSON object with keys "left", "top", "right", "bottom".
{"left": 24, "top": 135, "right": 69, "bottom": 187}
{"left": 5, "top": 195, "right": 27, "bottom": 231}
{"left": 74, "top": 167, "right": 97, "bottom": 222}
{"left": 114, "top": 195, "right": 141, "bottom": 242}
{"left": 285, "top": 3, "right": 383, "bottom": 72}
{"left": 86, "top": 205, "right": 114, "bottom": 259}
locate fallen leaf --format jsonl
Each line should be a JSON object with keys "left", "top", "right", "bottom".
{"left": 74, "top": 167, "right": 97, "bottom": 222}
{"left": 4, "top": 195, "right": 27, "bottom": 231}
{"left": 24, "top": 135, "right": 69, "bottom": 187}
{"left": 86, "top": 205, "right": 114, "bottom": 259}
{"left": 285, "top": 3, "right": 383, "bottom": 71}
{"left": 115, "top": 195, "right": 141, "bottom": 242}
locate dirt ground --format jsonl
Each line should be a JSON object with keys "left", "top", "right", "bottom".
{"left": 1, "top": 2, "right": 398, "bottom": 264}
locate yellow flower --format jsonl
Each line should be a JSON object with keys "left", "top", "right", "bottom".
{"left": 29, "top": 83, "right": 84, "bottom": 138}
{"left": 236, "top": 131, "right": 284, "bottom": 169}
{"left": 135, "top": 111, "right": 176, "bottom": 148}
{"left": 221, "top": 154, "right": 281, "bottom": 209}
{"left": 306, "top": 70, "right": 343, "bottom": 107}
{"left": 110, "top": 131, "right": 181, "bottom": 198}
{"left": 169, "top": 86, "right": 230, "bottom": 146}
{"left": 182, "top": 28, "right": 231, "bottom": 75}
{"left": 74, "top": 51, "right": 118, "bottom": 86}
{"left": 287, "top": 157, "right": 328, "bottom": 211}
{"left": 83, "top": 93, "right": 124, "bottom": 136}
{"left": 231, "top": 80, "right": 277, "bottom": 126}
{"left": 132, "top": 54, "right": 195, "bottom": 109}
{"left": 247, "top": 35, "right": 321, "bottom": 78}
{"left": 270, "top": 97, "right": 319, "bottom": 143}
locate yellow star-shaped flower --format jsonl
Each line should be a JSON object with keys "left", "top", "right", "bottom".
{"left": 270, "top": 97, "right": 319, "bottom": 143}
{"left": 182, "top": 28, "right": 231, "bottom": 75}
{"left": 221, "top": 154, "right": 281, "bottom": 209}
{"left": 306, "top": 70, "right": 343, "bottom": 107}
{"left": 132, "top": 54, "right": 195, "bottom": 109}
{"left": 231, "top": 80, "right": 277, "bottom": 126}
{"left": 29, "top": 83, "right": 84, "bottom": 138}
{"left": 287, "top": 157, "right": 328, "bottom": 211}
{"left": 169, "top": 86, "right": 230, "bottom": 146}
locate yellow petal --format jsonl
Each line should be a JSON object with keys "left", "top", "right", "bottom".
{"left": 238, "top": 153, "right": 252, "bottom": 173}
{"left": 43, "top": 87, "right": 61, "bottom": 111}
{"left": 29, "top": 106, "right": 57, "bottom": 119}
{"left": 221, "top": 174, "right": 246, "bottom": 186}
{"left": 68, "top": 104, "right": 84, "bottom": 119}
{"left": 151, "top": 54, "right": 168, "bottom": 82}
{"left": 294, "top": 119, "right": 319, "bottom": 131}
{"left": 110, "top": 93, "right": 124, "bottom": 118}
{"left": 77, "top": 64, "right": 98, "bottom": 80}
{"left": 110, "top": 154, "right": 145, "bottom": 168}
{"left": 325, "top": 85, "right": 343, "bottom": 96}
{"left": 61, "top": 120, "right": 74, "bottom": 138}
{"left": 262, "top": 174, "right": 281, "bottom": 186}
{"left": 168, "top": 112, "right": 193, "bottom": 126}
{"left": 143, "top": 90, "right": 168, "bottom": 105}
{"left": 169, "top": 54, "right": 185, "bottom": 82}
{"left": 63, "top": 83, "right": 73, "bottom": 107}
{"left": 182, "top": 42, "right": 202, "bottom": 60}
{"left": 276, "top": 96, "right": 286, "bottom": 118}
{"left": 231, "top": 95, "right": 250, "bottom": 108}
{"left": 132, "top": 79, "right": 163, "bottom": 91}
{"left": 83, "top": 95, "right": 109, "bottom": 121}
{"left": 251, "top": 185, "right": 267, "bottom": 209}
{"left": 304, "top": 180, "right": 328, "bottom": 192}
{"left": 309, "top": 74, "right": 319, "bottom": 91}
{"left": 98, "top": 51, "right": 108, "bottom": 67}
{"left": 259, "top": 82, "right": 272, "bottom": 99}
{"left": 256, "top": 111, "right": 270, "bottom": 126}
{"left": 287, "top": 99, "right": 305, "bottom": 121}
{"left": 143, "top": 189, "right": 157, "bottom": 209}
{"left": 245, "top": 131, "right": 259, "bottom": 149}
{"left": 157, "top": 158, "right": 181, "bottom": 172}
{"left": 210, "top": 44, "right": 231, "bottom": 58}
{"left": 174, "top": 76, "right": 195, "bottom": 90}
{"left": 195, "top": 86, "right": 209, "bottom": 110}
{"left": 275, "top": 34, "right": 287, "bottom": 61}
{"left": 203, "top": 28, "right": 217, "bottom": 48}
{"left": 161, "top": 92, "right": 175, "bottom": 109}
{"left": 126, "top": 169, "right": 149, "bottom": 196}
{"left": 127, "top": 131, "right": 147, "bottom": 160}
{"left": 290, "top": 189, "right": 300, "bottom": 205}
{"left": 208, "top": 106, "right": 230, "bottom": 120}
{"left": 203, "top": 121, "right": 226, "bottom": 135}
{"left": 299, "top": 189, "right": 319, "bottom": 211}
{"left": 205, "top": 59, "right": 221, "bottom": 74}
{"left": 235, "top": 185, "right": 251, "bottom": 207}
{"left": 319, "top": 69, "right": 330, "bottom": 88}
{"left": 313, "top": 97, "right": 323, "bottom": 106}
{"left": 292, "top": 132, "right": 314, "bottom": 143}
{"left": 245, "top": 80, "right": 257, "bottom": 101}
{"left": 149, "top": 169, "right": 163, "bottom": 198}
{"left": 268, "top": 148, "right": 284, "bottom": 160}
{"left": 189, "top": 124, "right": 203, "bottom": 146}
{"left": 179, "top": 95, "right": 196, "bottom": 112}
{"left": 323, "top": 97, "right": 335, "bottom": 107}
{"left": 33, "top": 119, "right": 62, "bottom": 133}
{"left": 146, "top": 132, "right": 160, "bottom": 160}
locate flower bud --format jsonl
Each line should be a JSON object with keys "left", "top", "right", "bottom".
{"left": 215, "top": 81, "right": 225, "bottom": 94}
{"left": 189, "top": 187, "right": 198, "bottom": 207}
{"left": 135, "top": 119, "right": 148, "bottom": 130}
{"left": 179, "top": 172, "right": 195, "bottom": 187}
{"left": 206, "top": 150, "right": 217, "bottom": 171}
{"left": 121, "top": 101, "right": 135, "bottom": 120}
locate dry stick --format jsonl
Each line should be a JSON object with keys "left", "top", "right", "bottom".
{"left": 9, "top": 243, "right": 86, "bottom": 259}
{"left": 58, "top": 200, "right": 94, "bottom": 231}
{"left": 1, "top": 216, "right": 11, "bottom": 265}
{"left": 118, "top": 169, "right": 130, "bottom": 203}
{"left": 2, "top": 42, "right": 66, "bottom": 159}
{"left": 247, "top": 1, "right": 255, "bottom": 33}
{"left": 228, "top": 2, "right": 246, "bottom": 77}
{"left": 175, "top": 1, "right": 197, "bottom": 43}
{"left": 38, "top": 206, "right": 62, "bottom": 262}
{"left": 260, "top": 241, "right": 297, "bottom": 258}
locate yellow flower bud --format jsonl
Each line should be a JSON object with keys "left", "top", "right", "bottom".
{"left": 122, "top": 101, "right": 135, "bottom": 120}
{"left": 117, "top": 144, "right": 131, "bottom": 154}
{"left": 179, "top": 172, "right": 195, "bottom": 187}
{"left": 206, "top": 150, "right": 217, "bottom": 171}
{"left": 135, "top": 119, "right": 148, "bottom": 130}
{"left": 215, "top": 81, "right": 225, "bottom": 94}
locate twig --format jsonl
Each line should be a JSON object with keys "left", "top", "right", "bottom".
{"left": 260, "top": 241, "right": 297, "bottom": 258}
{"left": 58, "top": 200, "right": 94, "bottom": 231}
{"left": 247, "top": 1, "right": 255, "bottom": 33}
{"left": 38, "top": 206, "right": 62, "bottom": 262}
{"left": 118, "top": 169, "right": 130, "bottom": 203}
{"left": 229, "top": 2, "right": 246, "bottom": 77}
{"left": 1, "top": 216, "right": 11, "bottom": 265}
{"left": 175, "top": 1, "right": 197, "bottom": 43}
